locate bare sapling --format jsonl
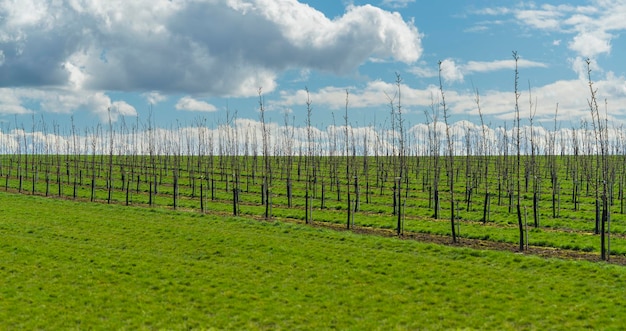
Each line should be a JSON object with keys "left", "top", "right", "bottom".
{"left": 586, "top": 58, "right": 610, "bottom": 260}
{"left": 196, "top": 117, "right": 207, "bottom": 213}
{"left": 439, "top": 60, "right": 456, "bottom": 243}
{"left": 90, "top": 124, "right": 100, "bottom": 202}
{"left": 283, "top": 111, "right": 295, "bottom": 209}
{"left": 550, "top": 104, "right": 559, "bottom": 218}
{"left": 393, "top": 73, "right": 407, "bottom": 234}
{"left": 386, "top": 92, "right": 398, "bottom": 216}
{"left": 305, "top": 88, "right": 313, "bottom": 223}
{"left": 513, "top": 51, "right": 524, "bottom": 251}
{"left": 426, "top": 95, "right": 441, "bottom": 219}
{"left": 528, "top": 82, "right": 539, "bottom": 228}
{"left": 259, "top": 88, "right": 271, "bottom": 220}
{"left": 344, "top": 90, "right": 352, "bottom": 229}
{"left": 106, "top": 108, "right": 115, "bottom": 204}
{"left": 224, "top": 107, "right": 240, "bottom": 216}
{"left": 475, "top": 88, "right": 491, "bottom": 224}
{"left": 71, "top": 116, "right": 79, "bottom": 199}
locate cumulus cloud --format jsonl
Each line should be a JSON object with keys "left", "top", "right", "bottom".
{"left": 175, "top": 96, "right": 218, "bottom": 112}
{"left": 85, "top": 93, "right": 138, "bottom": 122}
{"left": 0, "top": 0, "right": 422, "bottom": 123}
{"left": 513, "top": 6, "right": 569, "bottom": 30}
{"left": 411, "top": 58, "right": 547, "bottom": 82}
{"left": 277, "top": 80, "right": 440, "bottom": 111}
{"left": 0, "top": 0, "right": 422, "bottom": 98}
{"left": 474, "top": 1, "right": 626, "bottom": 74}
{"left": 465, "top": 59, "right": 548, "bottom": 72}
{"left": 568, "top": 30, "right": 613, "bottom": 58}
{"left": 570, "top": 56, "right": 600, "bottom": 81}
{"left": 277, "top": 65, "right": 626, "bottom": 124}
{"left": 408, "top": 65, "right": 437, "bottom": 78}
{"left": 439, "top": 59, "right": 464, "bottom": 83}
{"left": 0, "top": 87, "right": 136, "bottom": 122}
{"left": 112, "top": 101, "right": 137, "bottom": 117}
{"left": 143, "top": 92, "right": 167, "bottom": 105}
{"left": 0, "top": 88, "right": 32, "bottom": 115}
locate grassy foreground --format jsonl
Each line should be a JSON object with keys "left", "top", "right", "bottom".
{"left": 1, "top": 192, "right": 625, "bottom": 330}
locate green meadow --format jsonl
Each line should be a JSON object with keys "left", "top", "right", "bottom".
{"left": 1, "top": 191, "right": 626, "bottom": 330}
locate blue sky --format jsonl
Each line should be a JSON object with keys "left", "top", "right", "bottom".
{"left": 1, "top": 0, "right": 625, "bottom": 133}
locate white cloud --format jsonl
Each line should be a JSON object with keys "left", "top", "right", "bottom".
{"left": 249, "top": 1, "right": 421, "bottom": 65}
{"left": 0, "top": 0, "right": 421, "bottom": 97}
{"left": 514, "top": 6, "right": 567, "bottom": 30}
{"left": 474, "top": 1, "right": 626, "bottom": 74}
{"left": 0, "top": 89, "right": 32, "bottom": 115}
{"left": 411, "top": 58, "right": 547, "bottom": 82}
{"left": 570, "top": 56, "right": 600, "bottom": 81}
{"left": 143, "top": 91, "right": 167, "bottom": 105}
{"left": 0, "top": 0, "right": 51, "bottom": 32}
{"left": 463, "top": 25, "right": 490, "bottom": 33}
{"left": 452, "top": 80, "right": 590, "bottom": 122}
{"left": 87, "top": 92, "right": 138, "bottom": 122}
{"left": 464, "top": 59, "right": 548, "bottom": 72}
{"left": 409, "top": 63, "right": 437, "bottom": 78}
{"left": 380, "top": 0, "right": 415, "bottom": 9}
{"left": 0, "top": 87, "right": 137, "bottom": 122}
{"left": 472, "top": 7, "right": 512, "bottom": 16}
{"left": 453, "top": 72, "right": 626, "bottom": 125}
{"left": 112, "top": 101, "right": 136, "bottom": 117}
{"left": 0, "top": 0, "right": 422, "bottom": 122}
{"left": 277, "top": 80, "right": 440, "bottom": 111}
{"left": 439, "top": 59, "right": 464, "bottom": 83}
{"left": 568, "top": 30, "right": 613, "bottom": 58}
{"left": 175, "top": 96, "right": 218, "bottom": 112}
{"left": 291, "top": 69, "right": 311, "bottom": 83}
{"left": 277, "top": 67, "right": 626, "bottom": 125}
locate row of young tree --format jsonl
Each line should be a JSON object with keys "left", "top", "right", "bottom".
{"left": 0, "top": 55, "right": 620, "bottom": 260}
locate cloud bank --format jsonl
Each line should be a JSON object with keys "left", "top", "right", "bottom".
{"left": 0, "top": 0, "right": 422, "bottom": 98}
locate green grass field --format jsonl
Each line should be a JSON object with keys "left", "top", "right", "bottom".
{"left": 1, "top": 191, "right": 626, "bottom": 330}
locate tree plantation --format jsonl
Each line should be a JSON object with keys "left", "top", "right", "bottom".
{"left": 1, "top": 59, "right": 624, "bottom": 262}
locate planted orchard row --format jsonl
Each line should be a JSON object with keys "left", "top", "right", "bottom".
{"left": 2, "top": 152, "right": 626, "bottom": 257}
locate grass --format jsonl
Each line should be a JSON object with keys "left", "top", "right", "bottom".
{"left": 1, "top": 191, "right": 626, "bottom": 329}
